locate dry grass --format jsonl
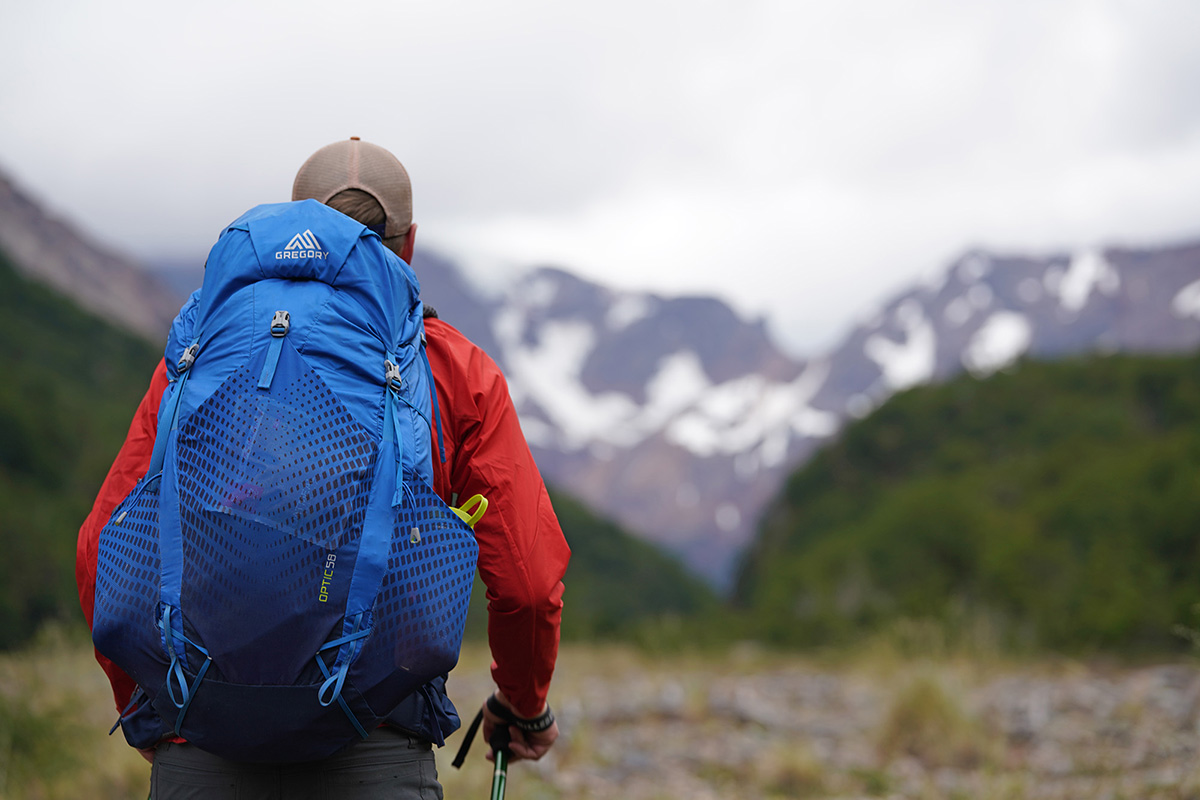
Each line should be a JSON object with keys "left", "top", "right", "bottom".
{"left": 4, "top": 631, "right": 1199, "bottom": 799}
{"left": 0, "top": 625, "right": 149, "bottom": 800}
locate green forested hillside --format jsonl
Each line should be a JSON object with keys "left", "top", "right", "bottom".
{"left": 0, "top": 252, "right": 161, "bottom": 647}
{"left": 460, "top": 489, "right": 721, "bottom": 643}
{"left": 550, "top": 489, "right": 721, "bottom": 639}
{"left": 736, "top": 353, "right": 1200, "bottom": 652}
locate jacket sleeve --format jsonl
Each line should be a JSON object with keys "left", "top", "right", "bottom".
{"left": 76, "top": 358, "right": 169, "bottom": 712}
{"left": 425, "top": 319, "right": 570, "bottom": 718}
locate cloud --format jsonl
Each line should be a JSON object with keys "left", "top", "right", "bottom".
{"left": 2, "top": 0, "right": 1199, "bottom": 357}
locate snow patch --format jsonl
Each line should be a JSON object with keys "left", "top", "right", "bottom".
{"left": 1057, "top": 250, "right": 1120, "bottom": 312}
{"left": 963, "top": 311, "right": 1032, "bottom": 376}
{"left": 641, "top": 351, "right": 711, "bottom": 430}
{"left": 864, "top": 300, "right": 936, "bottom": 391}
{"left": 1172, "top": 279, "right": 1200, "bottom": 319}
{"left": 664, "top": 359, "right": 837, "bottom": 470}
{"left": 499, "top": 303, "right": 836, "bottom": 467}
{"left": 606, "top": 294, "right": 654, "bottom": 331}
{"left": 498, "top": 317, "right": 640, "bottom": 449}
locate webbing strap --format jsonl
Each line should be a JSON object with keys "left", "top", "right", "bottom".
{"left": 420, "top": 347, "right": 446, "bottom": 464}
{"left": 314, "top": 623, "right": 372, "bottom": 740}
{"left": 108, "top": 686, "right": 148, "bottom": 736}
{"left": 386, "top": 370, "right": 407, "bottom": 507}
{"left": 160, "top": 606, "right": 212, "bottom": 735}
{"left": 258, "top": 310, "right": 291, "bottom": 390}
{"left": 451, "top": 707, "right": 486, "bottom": 768}
{"left": 152, "top": 333, "right": 201, "bottom": 635}
{"left": 146, "top": 356, "right": 194, "bottom": 478}
{"left": 258, "top": 336, "right": 286, "bottom": 389}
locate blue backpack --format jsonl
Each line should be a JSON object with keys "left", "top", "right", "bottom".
{"left": 91, "top": 200, "right": 479, "bottom": 762}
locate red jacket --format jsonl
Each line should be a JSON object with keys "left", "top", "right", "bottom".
{"left": 76, "top": 316, "right": 569, "bottom": 722}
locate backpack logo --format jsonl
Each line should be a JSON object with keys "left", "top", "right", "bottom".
{"left": 277, "top": 230, "right": 328, "bottom": 260}
{"left": 318, "top": 553, "right": 336, "bottom": 603}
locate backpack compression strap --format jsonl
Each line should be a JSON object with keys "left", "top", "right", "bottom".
{"left": 420, "top": 344, "right": 446, "bottom": 464}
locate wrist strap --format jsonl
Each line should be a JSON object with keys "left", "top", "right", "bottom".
{"left": 451, "top": 695, "right": 556, "bottom": 770}
{"left": 451, "top": 708, "right": 486, "bottom": 769}
{"left": 486, "top": 693, "right": 556, "bottom": 733}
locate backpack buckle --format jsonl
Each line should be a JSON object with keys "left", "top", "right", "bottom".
{"left": 177, "top": 343, "right": 200, "bottom": 372}
{"left": 384, "top": 360, "right": 402, "bottom": 391}
{"left": 270, "top": 310, "right": 291, "bottom": 337}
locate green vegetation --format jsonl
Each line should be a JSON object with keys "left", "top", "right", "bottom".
{"left": 551, "top": 489, "right": 722, "bottom": 642}
{"left": 461, "top": 489, "right": 722, "bottom": 644}
{"left": 875, "top": 672, "right": 998, "bottom": 769}
{"left": 736, "top": 353, "right": 1200, "bottom": 652}
{"left": 0, "top": 626, "right": 150, "bottom": 800}
{"left": 0, "top": 252, "right": 160, "bottom": 648}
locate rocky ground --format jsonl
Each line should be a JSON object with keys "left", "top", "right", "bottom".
{"left": 438, "top": 645, "right": 1200, "bottom": 800}
{"left": 7, "top": 634, "right": 1197, "bottom": 799}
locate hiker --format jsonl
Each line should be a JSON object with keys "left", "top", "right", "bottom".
{"left": 76, "top": 137, "right": 570, "bottom": 797}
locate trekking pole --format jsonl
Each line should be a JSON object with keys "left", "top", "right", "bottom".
{"left": 488, "top": 721, "right": 511, "bottom": 800}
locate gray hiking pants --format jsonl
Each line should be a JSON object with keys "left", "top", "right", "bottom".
{"left": 150, "top": 727, "right": 443, "bottom": 800}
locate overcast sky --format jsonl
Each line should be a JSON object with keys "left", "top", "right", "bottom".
{"left": 3, "top": 0, "right": 1200, "bottom": 356}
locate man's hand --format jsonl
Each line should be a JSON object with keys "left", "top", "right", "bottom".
{"left": 481, "top": 691, "right": 559, "bottom": 762}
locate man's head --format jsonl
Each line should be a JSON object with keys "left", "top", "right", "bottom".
{"left": 292, "top": 137, "right": 416, "bottom": 262}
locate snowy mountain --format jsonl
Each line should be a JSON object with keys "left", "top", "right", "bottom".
{"left": 480, "top": 267, "right": 816, "bottom": 585}
{"left": 444, "top": 243, "right": 1200, "bottom": 586}
{"left": 811, "top": 244, "right": 1200, "bottom": 419}
{"left": 5, "top": 166, "right": 1200, "bottom": 587}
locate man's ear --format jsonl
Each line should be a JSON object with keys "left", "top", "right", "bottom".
{"left": 400, "top": 223, "right": 417, "bottom": 264}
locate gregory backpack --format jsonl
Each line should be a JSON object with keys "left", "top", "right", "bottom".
{"left": 91, "top": 200, "right": 479, "bottom": 762}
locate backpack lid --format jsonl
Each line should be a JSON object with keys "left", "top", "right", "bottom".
{"left": 237, "top": 199, "right": 364, "bottom": 280}
{"left": 192, "top": 200, "right": 421, "bottom": 349}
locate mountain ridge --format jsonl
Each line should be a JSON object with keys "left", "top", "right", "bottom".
{"left": 0, "top": 171, "right": 182, "bottom": 342}
{"left": 472, "top": 241, "right": 1200, "bottom": 584}
{"left": 5, "top": 167, "right": 1200, "bottom": 586}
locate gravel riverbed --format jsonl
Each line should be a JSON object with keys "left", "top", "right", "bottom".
{"left": 439, "top": 646, "right": 1200, "bottom": 799}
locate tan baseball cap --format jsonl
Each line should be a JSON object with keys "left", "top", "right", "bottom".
{"left": 291, "top": 137, "right": 412, "bottom": 238}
